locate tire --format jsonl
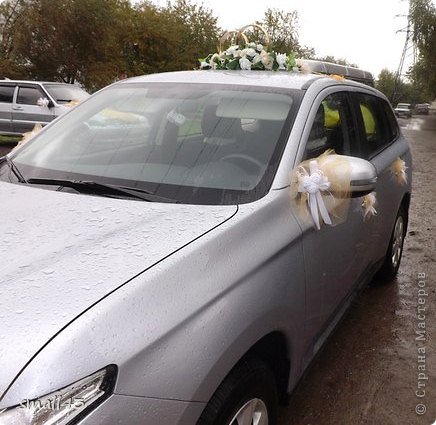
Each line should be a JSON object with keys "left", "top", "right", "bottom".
{"left": 375, "top": 206, "right": 407, "bottom": 282}
{"left": 197, "top": 358, "right": 278, "bottom": 425}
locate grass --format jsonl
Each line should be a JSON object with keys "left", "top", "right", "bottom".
{"left": 0, "top": 135, "right": 21, "bottom": 145}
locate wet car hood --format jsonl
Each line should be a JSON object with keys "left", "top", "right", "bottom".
{"left": 0, "top": 181, "right": 236, "bottom": 401}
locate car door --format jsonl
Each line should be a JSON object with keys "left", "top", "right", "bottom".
{"left": 351, "top": 91, "right": 410, "bottom": 265}
{"left": 0, "top": 84, "right": 15, "bottom": 134}
{"left": 294, "top": 90, "right": 373, "bottom": 357}
{"left": 12, "top": 84, "right": 55, "bottom": 134}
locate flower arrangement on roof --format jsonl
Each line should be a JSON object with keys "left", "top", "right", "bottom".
{"left": 199, "top": 24, "right": 299, "bottom": 72}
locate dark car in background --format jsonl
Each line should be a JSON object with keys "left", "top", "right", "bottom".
{"left": 415, "top": 103, "right": 430, "bottom": 115}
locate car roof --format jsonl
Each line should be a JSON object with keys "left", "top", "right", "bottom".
{"left": 0, "top": 80, "right": 72, "bottom": 85}
{"left": 121, "top": 70, "right": 377, "bottom": 92}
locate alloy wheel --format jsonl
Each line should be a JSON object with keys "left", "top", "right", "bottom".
{"left": 228, "top": 398, "right": 269, "bottom": 425}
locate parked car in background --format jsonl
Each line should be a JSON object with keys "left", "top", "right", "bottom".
{"left": 415, "top": 103, "right": 430, "bottom": 115}
{"left": 0, "top": 67, "right": 411, "bottom": 425}
{"left": 0, "top": 80, "right": 89, "bottom": 136}
{"left": 394, "top": 102, "right": 412, "bottom": 118}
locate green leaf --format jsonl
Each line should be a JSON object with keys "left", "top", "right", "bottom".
{"left": 226, "top": 58, "right": 239, "bottom": 70}
{"left": 287, "top": 52, "right": 296, "bottom": 71}
{"left": 251, "top": 61, "right": 264, "bottom": 70}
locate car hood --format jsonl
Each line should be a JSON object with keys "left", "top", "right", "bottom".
{"left": 0, "top": 181, "right": 237, "bottom": 401}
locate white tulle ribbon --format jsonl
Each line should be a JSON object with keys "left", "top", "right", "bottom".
{"left": 298, "top": 160, "right": 332, "bottom": 229}
{"left": 362, "top": 192, "right": 377, "bottom": 220}
{"left": 37, "top": 97, "right": 50, "bottom": 108}
{"left": 390, "top": 157, "right": 408, "bottom": 185}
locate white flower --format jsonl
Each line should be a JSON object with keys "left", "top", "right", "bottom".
{"left": 239, "top": 57, "right": 252, "bottom": 70}
{"left": 226, "top": 45, "right": 240, "bottom": 56}
{"left": 200, "top": 61, "right": 210, "bottom": 69}
{"left": 296, "top": 58, "right": 311, "bottom": 73}
{"left": 276, "top": 53, "right": 287, "bottom": 70}
{"left": 247, "top": 42, "right": 256, "bottom": 48}
{"left": 260, "top": 50, "right": 274, "bottom": 70}
{"left": 256, "top": 44, "right": 264, "bottom": 52}
{"left": 252, "top": 54, "right": 262, "bottom": 64}
{"left": 210, "top": 53, "right": 222, "bottom": 69}
{"left": 244, "top": 48, "right": 257, "bottom": 57}
{"left": 37, "top": 97, "right": 50, "bottom": 107}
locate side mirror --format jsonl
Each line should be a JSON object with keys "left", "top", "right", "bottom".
{"left": 317, "top": 154, "right": 377, "bottom": 197}
{"left": 345, "top": 155, "right": 377, "bottom": 196}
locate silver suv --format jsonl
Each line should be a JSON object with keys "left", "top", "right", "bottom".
{"left": 0, "top": 80, "right": 89, "bottom": 135}
{"left": 0, "top": 68, "right": 411, "bottom": 425}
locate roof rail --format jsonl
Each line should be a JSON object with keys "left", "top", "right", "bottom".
{"left": 300, "top": 60, "right": 374, "bottom": 87}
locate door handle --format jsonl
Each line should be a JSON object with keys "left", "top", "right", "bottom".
{"left": 13, "top": 106, "right": 24, "bottom": 110}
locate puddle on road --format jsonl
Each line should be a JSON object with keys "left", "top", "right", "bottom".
{"left": 398, "top": 117, "right": 426, "bottom": 131}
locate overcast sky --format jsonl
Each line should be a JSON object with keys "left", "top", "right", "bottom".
{"left": 153, "top": 0, "right": 420, "bottom": 78}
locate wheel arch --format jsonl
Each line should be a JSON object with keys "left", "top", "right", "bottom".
{"left": 241, "top": 331, "right": 291, "bottom": 404}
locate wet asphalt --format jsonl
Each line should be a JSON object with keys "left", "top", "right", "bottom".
{"left": 0, "top": 115, "right": 435, "bottom": 424}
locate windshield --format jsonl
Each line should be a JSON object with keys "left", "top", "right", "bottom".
{"left": 43, "top": 84, "right": 89, "bottom": 104}
{"left": 5, "top": 82, "right": 302, "bottom": 205}
{"left": 397, "top": 103, "right": 410, "bottom": 109}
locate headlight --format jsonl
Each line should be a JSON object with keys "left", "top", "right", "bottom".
{"left": 0, "top": 365, "right": 117, "bottom": 425}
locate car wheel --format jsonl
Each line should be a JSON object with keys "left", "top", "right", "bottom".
{"left": 197, "top": 358, "right": 278, "bottom": 425}
{"left": 376, "top": 206, "right": 407, "bottom": 282}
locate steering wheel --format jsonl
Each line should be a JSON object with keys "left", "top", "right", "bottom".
{"left": 219, "top": 154, "right": 264, "bottom": 173}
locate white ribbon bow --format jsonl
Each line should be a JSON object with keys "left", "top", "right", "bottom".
{"left": 362, "top": 192, "right": 377, "bottom": 220}
{"left": 298, "top": 160, "right": 332, "bottom": 229}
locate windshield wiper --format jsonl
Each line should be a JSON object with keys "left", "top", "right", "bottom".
{"left": 4, "top": 156, "right": 27, "bottom": 183}
{"left": 26, "top": 178, "right": 178, "bottom": 203}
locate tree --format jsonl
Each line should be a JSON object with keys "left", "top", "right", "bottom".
{"left": 0, "top": 0, "right": 30, "bottom": 78}
{"left": 409, "top": 0, "right": 436, "bottom": 97}
{"left": 124, "top": 0, "right": 219, "bottom": 76}
{"left": 315, "top": 55, "right": 358, "bottom": 68}
{"left": 0, "top": 0, "right": 132, "bottom": 90}
{"left": 376, "top": 68, "right": 428, "bottom": 105}
{"left": 256, "top": 8, "right": 314, "bottom": 58}
{"left": 376, "top": 69, "right": 397, "bottom": 99}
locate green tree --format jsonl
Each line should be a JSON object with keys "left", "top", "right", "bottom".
{"left": 0, "top": 0, "right": 30, "bottom": 78}
{"left": 409, "top": 0, "right": 436, "bottom": 97}
{"left": 126, "top": 0, "right": 219, "bottom": 75}
{"left": 1, "top": 0, "right": 132, "bottom": 90}
{"left": 377, "top": 68, "right": 428, "bottom": 105}
{"left": 256, "top": 8, "right": 314, "bottom": 57}
{"left": 376, "top": 68, "right": 396, "bottom": 99}
{"left": 315, "top": 55, "right": 358, "bottom": 68}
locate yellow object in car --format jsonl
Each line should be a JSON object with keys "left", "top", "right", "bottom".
{"left": 360, "top": 104, "right": 376, "bottom": 135}
{"left": 322, "top": 101, "right": 340, "bottom": 128}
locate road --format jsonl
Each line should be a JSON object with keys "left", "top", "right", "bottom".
{"left": 0, "top": 144, "right": 14, "bottom": 157}
{"left": 1, "top": 115, "right": 435, "bottom": 424}
{"left": 278, "top": 114, "right": 436, "bottom": 425}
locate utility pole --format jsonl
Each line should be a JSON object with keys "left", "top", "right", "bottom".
{"left": 391, "top": 0, "right": 417, "bottom": 104}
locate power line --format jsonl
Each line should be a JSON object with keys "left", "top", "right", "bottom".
{"left": 391, "top": 0, "right": 418, "bottom": 103}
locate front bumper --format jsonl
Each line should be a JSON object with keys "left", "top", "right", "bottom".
{"left": 76, "top": 394, "right": 205, "bottom": 425}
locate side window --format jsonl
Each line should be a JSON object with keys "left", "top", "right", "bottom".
{"left": 304, "top": 92, "right": 355, "bottom": 160}
{"left": 355, "top": 93, "right": 393, "bottom": 159}
{"left": 17, "top": 86, "right": 44, "bottom": 105}
{"left": 381, "top": 99, "right": 400, "bottom": 142}
{"left": 0, "top": 85, "right": 15, "bottom": 103}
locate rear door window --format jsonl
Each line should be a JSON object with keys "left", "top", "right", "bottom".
{"left": 354, "top": 93, "right": 397, "bottom": 159}
{"left": 0, "top": 85, "right": 15, "bottom": 103}
{"left": 17, "top": 86, "right": 44, "bottom": 105}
